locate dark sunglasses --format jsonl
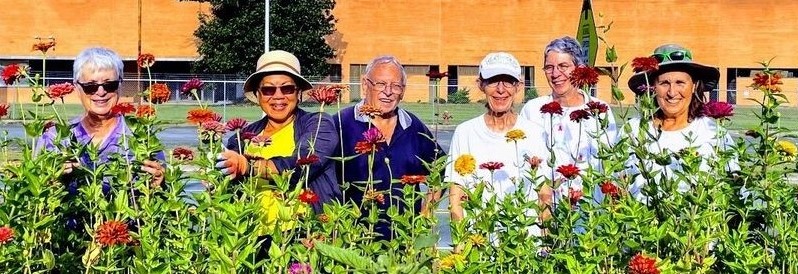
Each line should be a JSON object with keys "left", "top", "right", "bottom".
{"left": 651, "top": 50, "right": 693, "bottom": 63}
{"left": 77, "top": 80, "right": 120, "bottom": 95}
{"left": 259, "top": 85, "right": 297, "bottom": 96}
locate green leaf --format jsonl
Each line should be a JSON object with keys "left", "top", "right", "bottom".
{"left": 413, "top": 233, "right": 440, "bottom": 250}
{"left": 315, "top": 242, "right": 383, "bottom": 272}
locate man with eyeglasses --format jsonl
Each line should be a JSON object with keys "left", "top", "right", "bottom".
{"left": 519, "top": 36, "right": 618, "bottom": 201}
{"left": 333, "top": 55, "right": 445, "bottom": 241}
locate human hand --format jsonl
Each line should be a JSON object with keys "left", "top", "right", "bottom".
{"left": 62, "top": 161, "right": 80, "bottom": 176}
{"left": 141, "top": 159, "right": 166, "bottom": 188}
{"left": 214, "top": 150, "right": 248, "bottom": 179}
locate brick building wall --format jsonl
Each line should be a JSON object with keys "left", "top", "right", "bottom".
{"left": 1, "top": 0, "right": 797, "bottom": 105}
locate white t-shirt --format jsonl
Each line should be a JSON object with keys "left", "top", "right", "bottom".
{"left": 444, "top": 114, "right": 551, "bottom": 237}
{"left": 519, "top": 93, "right": 618, "bottom": 201}
{"left": 519, "top": 93, "right": 618, "bottom": 178}
{"left": 624, "top": 116, "right": 739, "bottom": 202}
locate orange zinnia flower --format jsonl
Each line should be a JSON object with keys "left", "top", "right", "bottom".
{"left": 751, "top": 72, "right": 783, "bottom": 93}
{"left": 629, "top": 253, "right": 660, "bottom": 274}
{"left": 149, "top": 83, "right": 170, "bottom": 104}
{"left": 400, "top": 175, "right": 426, "bottom": 185}
{"left": 136, "top": 104, "right": 156, "bottom": 118}
{"left": 95, "top": 220, "right": 131, "bottom": 247}
{"left": 32, "top": 37, "right": 57, "bottom": 54}
{"left": 187, "top": 108, "right": 216, "bottom": 125}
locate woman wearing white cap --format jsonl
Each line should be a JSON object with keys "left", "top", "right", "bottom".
{"left": 214, "top": 50, "right": 341, "bottom": 228}
{"left": 624, "top": 44, "right": 738, "bottom": 202}
{"left": 447, "top": 52, "right": 552, "bottom": 238}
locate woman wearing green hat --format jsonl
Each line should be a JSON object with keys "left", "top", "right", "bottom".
{"left": 624, "top": 44, "right": 738, "bottom": 202}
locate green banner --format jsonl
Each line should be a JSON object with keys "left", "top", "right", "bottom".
{"left": 576, "top": 0, "right": 598, "bottom": 66}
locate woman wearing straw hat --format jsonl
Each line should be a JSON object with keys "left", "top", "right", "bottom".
{"left": 624, "top": 44, "right": 738, "bottom": 202}
{"left": 214, "top": 50, "right": 341, "bottom": 224}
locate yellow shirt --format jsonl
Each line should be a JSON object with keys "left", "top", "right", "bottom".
{"left": 243, "top": 122, "right": 307, "bottom": 233}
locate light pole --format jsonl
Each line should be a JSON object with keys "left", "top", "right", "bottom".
{"left": 264, "top": 0, "right": 269, "bottom": 52}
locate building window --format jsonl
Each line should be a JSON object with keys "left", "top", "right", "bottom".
{"left": 447, "top": 65, "right": 458, "bottom": 95}
{"left": 349, "top": 64, "right": 366, "bottom": 101}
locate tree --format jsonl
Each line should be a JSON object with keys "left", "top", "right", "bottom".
{"left": 187, "top": 0, "right": 336, "bottom": 77}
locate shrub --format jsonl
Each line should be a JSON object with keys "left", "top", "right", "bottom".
{"left": 447, "top": 87, "right": 471, "bottom": 104}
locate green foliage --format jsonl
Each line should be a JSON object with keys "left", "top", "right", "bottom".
{"left": 447, "top": 88, "right": 471, "bottom": 104}
{"left": 524, "top": 87, "right": 538, "bottom": 101}
{"left": 189, "top": 0, "right": 336, "bottom": 76}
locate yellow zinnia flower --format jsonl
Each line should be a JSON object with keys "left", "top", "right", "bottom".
{"left": 468, "top": 234, "right": 487, "bottom": 247}
{"left": 454, "top": 154, "right": 476, "bottom": 176}
{"left": 505, "top": 129, "right": 526, "bottom": 142}
{"left": 777, "top": 140, "right": 798, "bottom": 157}
{"left": 439, "top": 253, "right": 466, "bottom": 270}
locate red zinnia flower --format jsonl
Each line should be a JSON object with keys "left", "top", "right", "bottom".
{"left": 569, "top": 109, "right": 591, "bottom": 123}
{"left": 751, "top": 72, "right": 783, "bottom": 93}
{"left": 479, "top": 161, "right": 505, "bottom": 172}
{"left": 362, "top": 127, "right": 385, "bottom": 144}
{"left": 600, "top": 181, "right": 621, "bottom": 200}
{"left": 95, "top": 220, "right": 131, "bottom": 247}
{"left": 225, "top": 118, "right": 248, "bottom": 131}
{"left": 298, "top": 189, "right": 320, "bottom": 204}
{"left": 308, "top": 85, "right": 342, "bottom": 105}
{"left": 426, "top": 69, "right": 449, "bottom": 80}
{"left": 629, "top": 253, "right": 660, "bottom": 274}
{"left": 296, "top": 154, "right": 320, "bottom": 166}
{"left": 148, "top": 83, "right": 170, "bottom": 104}
{"left": 0, "top": 104, "right": 9, "bottom": 119}
{"left": 137, "top": 53, "right": 156, "bottom": 68}
{"left": 181, "top": 78, "right": 204, "bottom": 95}
{"left": 187, "top": 108, "right": 216, "bottom": 125}
{"left": 0, "top": 226, "right": 14, "bottom": 244}
{"left": 586, "top": 101, "right": 608, "bottom": 115}
{"left": 556, "top": 164, "right": 580, "bottom": 179}
{"left": 400, "top": 175, "right": 426, "bottom": 185}
{"left": 46, "top": 82, "right": 75, "bottom": 99}
{"left": 569, "top": 188, "right": 583, "bottom": 207}
{"left": 569, "top": 66, "right": 599, "bottom": 88}
{"left": 631, "top": 57, "right": 659, "bottom": 73}
{"left": 172, "top": 146, "right": 194, "bottom": 161}
{"left": 540, "top": 101, "right": 563, "bottom": 115}
{"left": 136, "top": 104, "right": 155, "bottom": 118}
{"left": 354, "top": 141, "right": 377, "bottom": 154}
{"left": 2, "top": 63, "right": 23, "bottom": 85}
{"left": 702, "top": 101, "right": 734, "bottom": 119}
{"left": 111, "top": 102, "right": 135, "bottom": 116}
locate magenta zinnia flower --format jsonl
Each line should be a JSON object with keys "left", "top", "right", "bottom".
{"left": 362, "top": 127, "right": 385, "bottom": 144}
{"left": 702, "top": 101, "right": 734, "bottom": 119}
{"left": 288, "top": 262, "right": 312, "bottom": 274}
{"left": 181, "top": 78, "right": 204, "bottom": 95}
{"left": 479, "top": 161, "right": 504, "bottom": 172}
{"left": 586, "top": 101, "right": 608, "bottom": 115}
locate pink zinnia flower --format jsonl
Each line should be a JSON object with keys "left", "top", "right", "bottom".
{"left": 181, "top": 78, "right": 204, "bottom": 95}
{"left": 225, "top": 118, "right": 248, "bottom": 131}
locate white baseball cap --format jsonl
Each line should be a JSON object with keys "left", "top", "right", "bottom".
{"left": 479, "top": 52, "right": 522, "bottom": 81}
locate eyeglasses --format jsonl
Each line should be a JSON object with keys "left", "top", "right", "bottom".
{"left": 76, "top": 80, "right": 120, "bottom": 95}
{"left": 651, "top": 50, "right": 693, "bottom": 63}
{"left": 366, "top": 78, "right": 404, "bottom": 93}
{"left": 542, "top": 63, "right": 574, "bottom": 74}
{"left": 259, "top": 85, "right": 298, "bottom": 96}
{"left": 483, "top": 80, "right": 519, "bottom": 89}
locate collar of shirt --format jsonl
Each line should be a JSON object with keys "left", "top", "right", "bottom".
{"left": 352, "top": 100, "right": 412, "bottom": 129}
{"left": 68, "top": 114, "right": 130, "bottom": 153}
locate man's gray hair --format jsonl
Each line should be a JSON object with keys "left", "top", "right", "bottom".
{"left": 543, "top": 36, "right": 586, "bottom": 66}
{"left": 364, "top": 55, "right": 407, "bottom": 85}
{"left": 73, "top": 47, "right": 124, "bottom": 83}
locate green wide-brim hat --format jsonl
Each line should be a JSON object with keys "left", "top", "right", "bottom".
{"left": 627, "top": 44, "right": 720, "bottom": 95}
